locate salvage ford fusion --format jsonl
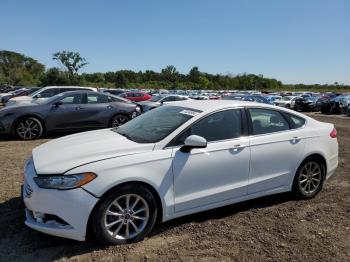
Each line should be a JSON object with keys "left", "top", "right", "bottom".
{"left": 22, "top": 100, "right": 338, "bottom": 245}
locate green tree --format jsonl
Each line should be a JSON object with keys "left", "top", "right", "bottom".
{"left": 161, "top": 65, "right": 179, "bottom": 87}
{"left": 188, "top": 66, "right": 201, "bottom": 83}
{"left": 115, "top": 72, "right": 128, "bottom": 88}
{"left": 53, "top": 51, "right": 88, "bottom": 75}
{"left": 0, "top": 50, "right": 45, "bottom": 85}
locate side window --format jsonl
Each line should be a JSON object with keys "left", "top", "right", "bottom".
{"left": 284, "top": 113, "right": 306, "bottom": 129}
{"left": 87, "top": 93, "right": 108, "bottom": 104}
{"left": 162, "top": 96, "right": 174, "bottom": 102}
{"left": 169, "top": 110, "right": 242, "bottom": 146}
{"left": 249, "top": 108, "right": 289, "bottom": 135}
{"left": 59, "top": 94, "right": 82, "bottom": 104}
{"left": 38, "top": 88, "right": 59, "bottom": 98}
{"left": 108, "top": 96, "right": 123, "bottom": 102}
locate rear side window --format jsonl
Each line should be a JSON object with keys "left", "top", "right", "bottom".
{"left": 249, "top": 108, "right": 289, "bottom": 135}
{"left": 87, "top": 93, "right": 108, "bottom": 104}
{"left": 169, "top": 109, "right": 242, "bottom": 146}
{"left": 284, "top": 113, "right": 306, "bottom": 129}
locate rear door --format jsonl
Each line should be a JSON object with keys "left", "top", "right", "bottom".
{"left": 77, "top": 92, "right": 113, "bottom": 127}
{"left": 247, "top": 108, "right": 306, "bottom": 194}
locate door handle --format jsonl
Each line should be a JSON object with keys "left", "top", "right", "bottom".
{"left": 232, "top": 144, "right": 246, "bottom": 151}
{"left": 290, "top": 137, "right": 301, "bottom": 143}
{"left": 107, "top": 105, "right": 113, "bottom": 109}
{"left": 233, "top": 144, "right": 246, "bottom": 148}
{"left": 76, "top": 106, "right": 83, "bottom": 110}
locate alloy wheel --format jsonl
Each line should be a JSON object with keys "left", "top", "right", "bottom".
{"left": 298, "top": 161, "right": 322, "bottom": 195}
{"left": 16, "top": 118, "right": 42, "bottom": 140}
{"left": 103, "top": 194, "right": 150, "bottom": 240}
{"left": 112, "top": 115, "right": 128, "bottom": 128}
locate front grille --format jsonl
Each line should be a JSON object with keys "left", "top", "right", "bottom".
{"left": 23, "top": 179, "right": 33, "bottom": 198}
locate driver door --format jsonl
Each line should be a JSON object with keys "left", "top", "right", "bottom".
{"left": 46, "top": 93, "right": 86, "bottom": 130}
{"left": 171, "top": 109, "right": 250, "bottom": 212}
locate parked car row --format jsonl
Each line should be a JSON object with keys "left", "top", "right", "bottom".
{"left": 1, "top": 86, "right": 349, "bottom": 140}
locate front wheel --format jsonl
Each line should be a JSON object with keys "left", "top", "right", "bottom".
{"left": 15, "top": 117, "right": 43, "bottom": 140}
{"left": 91, "top": 185, "right": 158, "bottom": 245}
{"left": 293, "top": 158, "right": 325, "bottom": 199}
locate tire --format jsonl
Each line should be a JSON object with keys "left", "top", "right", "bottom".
{"left": 91, "top": 184, "right": 158, "bottom": 245}
{"left": 15, "top": 117, "right": 43, "bottom": 140}
{"left": 292, "top": 157, "right": 325, "bottom": 199}
{"left": 111, "top": 114, "right": 129, "bottom": 128}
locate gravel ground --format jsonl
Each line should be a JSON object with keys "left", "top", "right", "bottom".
{"left": 0, "top": 114, "right": 349, "bottom": 262}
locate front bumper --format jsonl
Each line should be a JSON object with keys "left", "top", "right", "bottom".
{"left": 23, "top": 158, "right": 99, "bottom": 241}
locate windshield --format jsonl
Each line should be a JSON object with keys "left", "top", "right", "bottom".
{"left": 115, "top": 106, "right": 202, "bottom": 143}
{"left": 149, "top": 95, "right": 164, "bottom": 102}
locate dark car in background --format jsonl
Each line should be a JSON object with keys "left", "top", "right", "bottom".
{"left": 320, "top": 95, "right": 350, "bottom": 114}
{"left": 0, "top": 91, "right": 140, "bottom": 140}
{"left": 294, "top": 96, "right": 321, "bottom": 112}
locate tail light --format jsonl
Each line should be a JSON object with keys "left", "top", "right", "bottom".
{"left": 330, "top": 128, "right": 337, "bottom": 138}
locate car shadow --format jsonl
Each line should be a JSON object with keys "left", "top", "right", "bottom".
{"left": 0, "top": 192, "right": 296, "bottom": 260}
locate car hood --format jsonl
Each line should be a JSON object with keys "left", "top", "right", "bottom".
{"left": 32, "top": 129, "right": 155, "bottom": 174}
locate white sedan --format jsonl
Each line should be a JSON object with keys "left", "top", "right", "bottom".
{"left": 275, "top": 95, "right": 300, "bottom": 109}
{"left": 22, "top": 100, "right": 338, "bottom": 244}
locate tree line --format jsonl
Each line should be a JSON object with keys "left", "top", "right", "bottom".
{"left": 0, "top": 50, "right": 348, "bottom": 91}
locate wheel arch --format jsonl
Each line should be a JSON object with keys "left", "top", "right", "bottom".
{"left": 296, "top": 152, "right": 327, "bottom": 180}
{"left": 86, "top": 180, "right": 164, "bottom": 239}
{"left": 12, "top": 113, "right": 46, "bottom": 135}
{"left": 109, "top": 112, "right": 131, "bottom": 127}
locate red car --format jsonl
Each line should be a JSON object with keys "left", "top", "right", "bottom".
{"left": 120, "top": 92, "right": 152, "bottom": 102}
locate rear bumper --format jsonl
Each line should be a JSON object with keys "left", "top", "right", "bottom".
{"left": 326, "top": 153, "right": 338, "bottom": 180}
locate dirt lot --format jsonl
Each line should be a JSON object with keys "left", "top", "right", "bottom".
{"left": 0, "top": 114, "right": 349, "bottom": 262}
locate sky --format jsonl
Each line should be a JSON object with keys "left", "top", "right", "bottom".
{"left": 1, "top": 0, "right": 349, "bottom": 84}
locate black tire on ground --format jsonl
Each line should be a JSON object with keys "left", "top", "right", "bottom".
{"left": 292, "top": 156, "right": 325, "bottom": 199}
{"left": 110, "top": 114, "right": 129, "bottom": 128}
{"left": 15, "top": 117, "right": 43, "bottom": 140}
{"left": 91, "top": 184, "right": 158, "bottom": 245}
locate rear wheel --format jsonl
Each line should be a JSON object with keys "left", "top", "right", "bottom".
{"left": 111, "top": 115, "right": 129, "bottom": 128}
{"left": 293, "top": 157, "right": 325, "bottom": 199}
{"left": 91, "top": 185, "right": 157, "bottom": 245}
{"left": 15, "top": 117, "right": 43, "bottom": 140}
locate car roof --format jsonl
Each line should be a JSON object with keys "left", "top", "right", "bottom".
{"left": 170, "top": 100, "right": 274, "bottom": 112}
{"left": 41, "top": 86, "right": 96, "bottom": 90}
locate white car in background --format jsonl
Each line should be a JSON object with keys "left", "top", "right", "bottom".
{"left": 6, "top": 86, "right": 98, "bottom": 106}
{"left": 23, "top": 100, "right": 338, "bottom": 244}
{"left": 275, "top": 95, "right": 300, "bottom": 109}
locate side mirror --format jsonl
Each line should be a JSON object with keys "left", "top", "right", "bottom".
{"left": 180, "top": 135, "right": 207, "bottom": 153}
{"left": 53, "top": 101, "right": 62, "bottom": 107}
{"left": 34, "top": 94, "right": 41, "bottom": 99}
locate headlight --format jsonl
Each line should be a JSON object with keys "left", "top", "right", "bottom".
{"left": 135, "top": 105, "right": 141, "bottom": 112}
{"left": 33, "top": 172, "right": 96, "bottom": 190}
